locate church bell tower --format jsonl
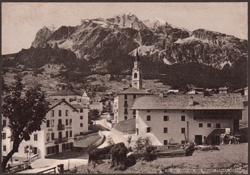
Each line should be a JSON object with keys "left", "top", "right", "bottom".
{"left": 132, "top": 50, "right": 143, "bottom": 89}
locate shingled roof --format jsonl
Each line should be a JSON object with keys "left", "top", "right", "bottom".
{"left": 131, "top": 93, "right": 244, "bottom": 110}
{"left": 117, "top": 87, "right": 150, "bottom": 95}
{"left": 50, "top": 89, "right": 82, "bottom": 96}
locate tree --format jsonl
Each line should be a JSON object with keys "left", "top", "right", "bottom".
{"left": 134, "top": 137, "right": 157, "bottom": 161}
{"left": 1, "top": 76, "right": 49, "bottom": 172}
{"left": 88, "top": 109, "right": 100, "bottom": 124}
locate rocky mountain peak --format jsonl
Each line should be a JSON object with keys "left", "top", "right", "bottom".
{"left": 31, "top": 26, "right": 53, "bottom": 48}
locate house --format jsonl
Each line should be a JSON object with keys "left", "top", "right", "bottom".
{"left": 218, "top": 87, "right": 228, "bottom": 94}
{"left": 89, "top": 102, "right": 103, "bottom": 113}
{"left": 113, "top": 51, "right": 150, "bottom": 123}
{"left": 131, "top": 93, "right": 244, "bottom": 146}
{"left": 50, "top": 90, "right": 90, "bottom": 105}
{"left": 2, "top": 99, "right": 88, "bottom": 164}
{"left": 50, "top": 90, "right": 81, "bottom": 102}
{"left": 186, "top": 88, "right": 204, "bottom": 95}
{"left": 76, "top": 91, "right": 90, "bottom": 105}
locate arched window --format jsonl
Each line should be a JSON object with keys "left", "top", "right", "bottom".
{"left": 134, "top": 73, "right": 137, "bottom": 78}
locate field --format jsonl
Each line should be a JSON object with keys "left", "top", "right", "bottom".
{"left": 77, "top": 143, "right": 248, "bottom": 174}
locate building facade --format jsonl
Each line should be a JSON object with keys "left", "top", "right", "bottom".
{"left": 132, "top": 94, "right": 244, "bottom": 146}
{"left": 113, "top": 88, "right": 150, "bottom": 123}
{"left": 2, "top": 100, "right": 88, "bottom": 163}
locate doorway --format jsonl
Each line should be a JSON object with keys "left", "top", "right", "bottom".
{"left": 195, "top": 135, "right": 202, "bottom": 145}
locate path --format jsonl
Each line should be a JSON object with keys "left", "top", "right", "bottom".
{"left": 19, "top": 158, "right": 88, "bottom": 173}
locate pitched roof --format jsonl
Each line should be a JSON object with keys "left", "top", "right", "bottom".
{"left": 50, "top": 89, "right": 81, "bottom": 96}
{"left": 117, "top": 87, "right": 150, "bottom": 95}
{"left": 48, "top": 99, "right": 78, "bottom": 112}
{"left": 131, "top": 93, "right": 244, "bottom": 110}
{"left": 71, "top": 103, "right": 88, "bottom": 109}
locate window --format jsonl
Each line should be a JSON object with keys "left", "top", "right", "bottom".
{"left": 147, "top": 110, "right": 150, "bottom": 113}
{"left": 80, "top": 116, "right": 83, "bottom": 120}
{"left": 124, "top": 116, "right": 127, "bottom": 120}
{"left": 164, "top": 116, "right": 169, "bottom": 121}
{"left": 46, "top": 133, "right": 50, "bottom": 142}
{"left": 147, "top": 115, "right": 151, "bottom": 121}
{"left": 124, "top": 108, "right": 128, "bottom": 114}
{"left": 70, "top": 131, "right": 72, "bottom": 137}
{"left": 34, "top": 134, "right": 38, "bottom": 141}
{"left": 3, "top": 120, "right": 6, "bottom": 127}
{"left": 3, "top": 145, "right": 6, "bottom": 151}
{"left": 207, "top": 123, "right": 211, "bottom": 127}
{"left": 58, "top": 119, "right": 62, "bottom": 125}
{"left": 181, "top": 128, "right": 185, "bottom": 133}
{"left": 199, "top": 123, "right": 203, "bottom": 127}
{"left": 181, "top": 140, "right": 186, "bottom": 144}
{"left": 164, "top": 128, "right": 168, "bottom": 133}
{"left": 70, "top": 119, "right": 72, "bottom": 125}
{"left": 66, "top": 119, "right": 68, "bottom": 126}
{"left": 51, "top": 133, "right": 54, "bottom": 140}
{"left": 51, "top": 110, "right": 54, "bottom": 117}
{"left": 164, "top": 110, "right": 167, "bottom": 113}
{"left": 124, "top": 101, "right": 128, "bottom": 107}
{"left": 133, "top": 116, "right": 136, "bottom": 118}
{"left": 146, "top": 127, "right": 151, "bottom": 133}
{"left": 133, "top": 110, "right": 136, "bottom": 115}
{"left": 2, "top": 133, "right": 6, "bottom": 139}
{"left": 33, "top": 147, "right": 37, "bottom": 154}
{"left": 59, "top": 110, "right": 62, "bottom": 117}
{"left": 124, "top": 95, "right": 127, "bottom": 100}
{"left": 133, "top": 95, "right": 136, "bottom": 99}
{"left": 65, "top": 110, "right": 68, "bottom": 116}
{"left": 181, "top": 116, "right": 185, "bottom": 121}
{"left": 66, "top": 131, "right": 68, "bottom": 138}
{"left": 59, "top": 132, "right": 62, "bottom": 139}
{"left": 181, "top": 110, "right": 185, "bottom": 112}
{"left": 47, "top": 120, "right": 50, "bottom": 127}
{"left": 164, "top": 140, "right": 168, "bottom": 145}
{"left": 51, "top": 120, "right": 54, "bottom": 127}
{"left": 134, "top": 73, "right": 137, "bottom": 78}
{"left": 80, "top": 123, "right": 83, "bottom": 127}
{"left": 216, "top": 123, "right": 221, "bottom": 128}
{"left": 80, "top": 109, "right": 83, "bottom": 113}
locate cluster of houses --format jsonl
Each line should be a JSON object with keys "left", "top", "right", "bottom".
{"left": 1, "top": 52, "right": 248, "bottom": 165}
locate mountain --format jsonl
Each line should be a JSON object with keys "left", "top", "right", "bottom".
{"left": 2, "top": 13, "right": 248, "bottom": 90}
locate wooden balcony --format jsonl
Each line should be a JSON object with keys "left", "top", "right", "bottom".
{"left": 57, "top": 124, "right": 65, "bottom": 131}
{"left": 54, "top": 137, "right": 68, "bottom": 144}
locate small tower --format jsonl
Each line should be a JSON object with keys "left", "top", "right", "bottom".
{"left": 132, "top": 50, "right": 143, "bottom": 89}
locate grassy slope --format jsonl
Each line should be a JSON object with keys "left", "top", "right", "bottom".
{"left": 77, "top": 143, "right": 248, "bottom": 174}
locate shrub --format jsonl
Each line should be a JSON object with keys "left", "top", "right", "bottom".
{"left": 134, "top": 137, "right": 157, "bottom": 161}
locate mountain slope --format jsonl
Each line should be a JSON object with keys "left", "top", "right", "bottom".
{"left": 2, "top": 13, "right": 248, "bottom": 90}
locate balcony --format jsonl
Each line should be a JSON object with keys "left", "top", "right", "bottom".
{"left": 54, "top": 137, "right": 68, "bottom": 144}
{"left": 57, "top": 124, "right": 65, "bottom": 131}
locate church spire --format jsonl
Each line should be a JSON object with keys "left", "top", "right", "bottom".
{"left": 135, "top": 49, "right": 140, "bottom": 62}
{"left": 132, "top": 49, "right": 143, "bottom": 89}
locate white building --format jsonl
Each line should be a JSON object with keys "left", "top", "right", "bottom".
{"left": 2, "top": 99, "right": 88, "bottom": 164}
{"left": 131, "top": 93, "right": 244, "bottom": 146}
{"left": 50, "top": 90, "right": 90, "bottom": 105}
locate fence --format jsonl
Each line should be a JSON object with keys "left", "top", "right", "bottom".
{"left": 37, "top": 167, "right": 57, "bottom": 174}
{"left": 8, "top": 161, "right": 29, "bottom": 173}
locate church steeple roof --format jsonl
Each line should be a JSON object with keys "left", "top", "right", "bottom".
{"left": 135, "top": 49, "right": 140, "bottom": 62}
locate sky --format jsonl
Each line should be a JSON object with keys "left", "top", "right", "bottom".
{"left": 2, "top": 2, "right": 248, "bottom": 55}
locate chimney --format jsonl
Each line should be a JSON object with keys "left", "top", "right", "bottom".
{"left": 188, "top": 96, "right": 194, "bottom": 106}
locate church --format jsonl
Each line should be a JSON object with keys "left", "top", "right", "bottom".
{"left": 113, "top": 51, "right": 150, "bottom": 123}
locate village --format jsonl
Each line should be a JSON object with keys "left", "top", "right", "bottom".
{"left": 1, "top": 51, "right": 248, "bottom": 174}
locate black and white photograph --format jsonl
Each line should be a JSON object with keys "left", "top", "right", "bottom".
{"left": 1, "top": 1, "right": 248, "bottom": 174}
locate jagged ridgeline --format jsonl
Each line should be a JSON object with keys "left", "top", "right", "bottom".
{"left": 2, "top": 14, "right": 248, "bottom": 89}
